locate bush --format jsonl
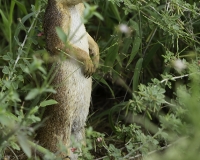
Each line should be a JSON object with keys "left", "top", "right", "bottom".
{"left": 0, "top": 0, "right": 200, "bottom": 159}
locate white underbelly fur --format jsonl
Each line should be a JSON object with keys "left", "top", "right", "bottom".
{"left": 68, "top": 5, "right": 89, "bottom": 52}
{"left": 61, "top": 5, "right": 91, "bottom": 130}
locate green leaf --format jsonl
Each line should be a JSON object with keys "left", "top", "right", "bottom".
{"left": 93, "top": 12, "right": 104, "bottom": 21}
{"left": 2, "top": 66, "right": 10, "bottom": 74}
{"left": 9, "top": 0, "right": 15, "bottom": 25}
{"left": 121, "top": 37, "right": 133, "bottom": 54}
{"left": 83, "top": 3, "right": 103, "bottom": 22}
{"left": 100, "top": 78, "right": 115, "bottom": 98}
{"left": 0, "top": 9, "right": 9, "bottom": 27}
{"left": 3, "top": 52, "right": 13, "bottom": 61}
{"left": 40, "top": 99, "right": 58, "bottom": 107}
{"left": 28, "top": 140, "right": 56, "bottom": 158}
{"left": 127, "top": 36, "right": 141, "bottom": 66}
{"left": 28, "top": 115, "right": 40, "bottom": 123}
{"left": 104, "top": 39, "right": 119, "bottom": 72}
{"left": 28, "top": 37, "right": 38, "bottom": 45}
{"left": 17, "top": 134, "right": 31, "bottom": 158}
{"left": 132, "top": 58, "right": 143, "bottom": 92}
{"left": 45, "top": 88, "right": 57, "bottom": 94}
{"left": 21, "top": 12, "right": 35, "bottom": 24}
{"left": 17, "top": 75, "right": 24, "bottom": 82}
{"left": 130, "top": 20, "right": 140, "bottom": 34}
{"left": 5, "top": 112, "right": 19, "bottom": 122}
{"left": 127, "top": 20, "right": 141, "bottom": 67}
{"left": 11, "top": 81, "right": 18, "bottom": 90}
{"left": 25, "top": 88, "right": 40, "bottom": 100}
{"left": 29, "top": 106, "right": 39, "bottom": 115}
{"left": 10, "top": 141, "right": 20, "bottom": 151}
{"left": 0, "top": 114, "right": 12, "bottom": 126}
{"left": 109, "top": 2, "right": 121, "bottom": 21}
{"left": 14, "top": 0, "right": 28, "bottom": 14}
{"left": 56, "top": 27, "right": 67, "bottom": 43}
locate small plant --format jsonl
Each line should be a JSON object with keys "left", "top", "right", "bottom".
{"left": 0, "top": 0, "right": 56, "bottom": 158}
{"left": 88, "top": 0, "right": 200, "bottom": 159}
{"left": 0, "top": 0, "right": 200, "bottom": 159}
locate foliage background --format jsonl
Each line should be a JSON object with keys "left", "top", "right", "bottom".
{"left": 0, "top": 0, "right": 200, "bottom": 159}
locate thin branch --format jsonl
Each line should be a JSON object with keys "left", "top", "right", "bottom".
{"left": 10, "top": 8, "right": 41, "bottom": 80}
{"left": 6, "top": 146, "right": 19, "bottom": 160}
{"left": 128, "top": 136, "right": 188, "bottom": 160}
{"left": 160, "top": 74, "right": 189, "bottom": 83}
{"left": 128, "top": 143, "right": 172, "bottom": 160}
{"left": 94, "top": 156, "right": 107, "bottom": 160}
{"left": 94, "top": 136, "right": 188, "bottom": 160}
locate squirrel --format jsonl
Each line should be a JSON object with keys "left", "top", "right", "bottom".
{"left": 36, "top": 0, "right": 99, "bottom": 159}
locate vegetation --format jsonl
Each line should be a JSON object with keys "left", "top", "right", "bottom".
{"left": 0, "top": 0, "right": 200, "bottom": 159}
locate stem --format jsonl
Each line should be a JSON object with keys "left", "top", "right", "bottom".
{"left": 160, "top": 74, "right": 190, "bottom": 83}
{"left": 10, "top": 7, "right": 41, "bottom": 80}
{"left": 28, "top": 140, "right": 56, "bottom": 158}
{"left": 94, "top": 137, "right": 188, "bottom": 160}
{"left": 128, "top": 137, "right": 188, "bottom": 160}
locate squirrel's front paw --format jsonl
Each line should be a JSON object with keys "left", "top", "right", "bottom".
{"left": 89, "top": 44, "right": 99, "bottom": 71}
{"left": 92, "top": 54, "right": 99, "bottom": 71}
{"left": 83, "top": 58, "right": 95, "bottom": 78}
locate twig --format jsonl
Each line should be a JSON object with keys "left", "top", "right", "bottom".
{"left": 94, "top": 137, "right": 188, "bottom": 160}
{"left": 160, "top": 74, "right": 189, "bottom": 83}
{"left": 94, "top": 156, "right": 108, "bottom": 160}
{"left": 128, "top": 136, "right": 188, "bottom": 160}
{"left": 6, "top": 146, "right": 19, "bottom": 160}
{"left": 10, "top": 8, "right": 41, "bottom": 80}
{"left": 128, "top": 143, "right": 172, "bottom": 160}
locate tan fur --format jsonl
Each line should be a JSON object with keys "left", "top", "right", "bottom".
{"left": 36, "top": 0, "right": 99, "bottom": 159}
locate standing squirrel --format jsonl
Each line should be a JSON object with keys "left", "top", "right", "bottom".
{"left": 36, "top": 0, "right": 99, "bottom": 159}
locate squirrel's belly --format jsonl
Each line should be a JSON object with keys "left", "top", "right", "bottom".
{"left": 58, "top": 5, "right": 91, "bottom": 122}
{"left": 57, "top": 59, "right": 92, "bottom": 125}
{"left": 68, "top": 5, "right": 89, "bottom": 54}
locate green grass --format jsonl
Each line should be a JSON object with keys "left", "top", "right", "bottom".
{"left": 0, "top": 0, "right": 200, "bottom": 159}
